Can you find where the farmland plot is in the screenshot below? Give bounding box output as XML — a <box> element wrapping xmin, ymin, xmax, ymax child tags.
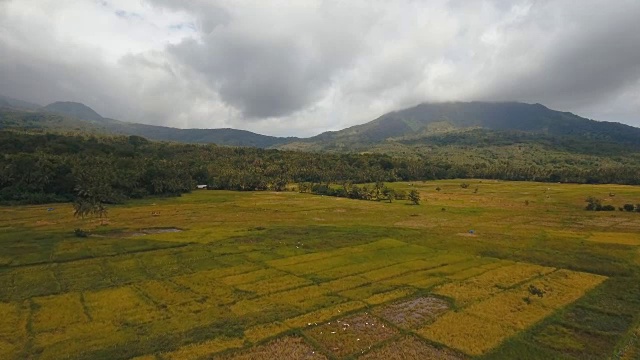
<box><xmin>1</xmin><ymin>181</ymin><xmax>638</xmax><ymax>359</ymax></box>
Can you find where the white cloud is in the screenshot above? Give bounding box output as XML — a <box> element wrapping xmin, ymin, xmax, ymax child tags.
<box><xmin>0</xmin><ymin>0</ymin><xmax>639</xmax><ymax>137</ymax></box>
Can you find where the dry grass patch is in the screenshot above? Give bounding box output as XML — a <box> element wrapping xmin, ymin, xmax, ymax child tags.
<box><xmin>162</xmin><ymin>337</ymin><xmax>244</xmax><ymax>360</ymax></box>
<box><xmin>215</xmin><ymin>336</ymin><xmax>325</xmax><ymax>360</ymax></box>
<box><xmin>284</xmin><ymin>301</ymin><xmax>366</xmax><ymax>329</ymax></box>
<box><xmin>422</xmin><ymin>258</ymin><xmax>492</xmax><ymax>277</ymax></box>
<box><xmin>361</xmin><ymin>260</ymin><xmax>435</xmax><ymax>282</ymax></box>
<box><xmin>317</xmin><ymin>259</ymin><xmax>397</xmax><ymax>279</ymax></box>
<box><xmin>318</xmin><ymin>275</ymin><xmax>370</xmax><ymax>293</ymax></box>
<box><xmin>56</xmin><ymin>259</ymin><xmax>111</xmax><ymax>291</ymax></box>
<box><xmin>34</xmin><ymin>320</ymin><xmax>126</xmax><ymax>360</ymax></box>
<box><xmin>104</xmin><ymin>257</ymin><xmax>149</xmax><ymax>284</ymax></box>
<box><xmin>235</xmin><ymin>274</ymin><xmax>312</xmax><ymax>295</ymax></box>
<box><xmin>32</xmin><ymin>292</ymin><xmax>88</xmax><ymax>333</ymax></box>
<box><xmin>446</xmin><ymin>261</ymin><xmax>511</xmax><ymax>280</ymax></box>
<box><xmin>418</xmin><ymin>312</ymin><xmax>517</xmax><ymax>356</ymax></box>
<box><xmin>587</xmin><ymin>232</ymin><xmax>640</xmax><ymax>246</ymax></box>
<box><xmin>244</xmin><ymin>322</ymin><xmax>291</xmax><ymax>343</ymax></box>
<box><xmin>374</xmin><ymin>296</ymin><xmax>450</xmax><ymax>329</ymax></box>
<box><xmin>221</xmin><ymin>268</ymin><xmax>286</xmax><ymax>286</ymax></box>
<box><xmin>338</xmin><ymin>283</ymin><xmax>395</xmax><ymax>301</ymax></box>
<box><xmin>364</xmin><ymin>288</ymin><xmax>415</xmax><ymax>305</ymax></box>
<box><xmin>128</xmin><ymin>355</ymin><xmax>158</xmax><ymax>360</ymax></box>
<box><xmin>171</xmin><ymin>273</ymin><xmax>238</xmax><ymax>305</ymax></box>
<box><xmin>526</xmin><ymin>269</ymin><xmax>607</xmax><ymax>309</ymax></box>
<box><xmin>0</xmin><ymin>301</ymin><xmax>27</xmax><ymax>359</ymax></box>
<box><xmin>11</xmin><ymin>265</ymin><xmax>60</xmax><ymax>299</ymax></box>
<box><xmin>464</xmin><ymin>290</ymin><xmax>550</xmax><ymax>330</ymax></box>
<box><xmin>84</xmin><ymin>286</ymin><xmax>162</xmax><ymax>325</ymax></box>
<box><xmin>358</xmin><ymin>335</ymin><xmax>466</xmax><ymax>360</ymax></box>
<box><xmin>304</xmin><ymin>313</ymin><xmax>398</xmax><ymax>358</ymax></box>
<box><xmin>283</xmin><ymin>255</ymin><xmax>363</xmax><ymax>276</ymax></box>
<box><xmin>135</xmin><ymin>280</ymin><xmax>208</xmax><ymax>315</ymax></box>
<box><xmin>434</xmin><ymin>262</ymin><xmax>555</xmax><ymax>307</ymax></box>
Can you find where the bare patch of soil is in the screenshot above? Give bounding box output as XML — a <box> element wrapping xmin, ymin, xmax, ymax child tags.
<box><xmin>457</xmin><ymin>233</ymin><xmax>477</xmax><ymax>237</ymax></box>
<box><xmin>374</xmin><ymin>296</ymin><xmax>450</xmax><ymax>329</ymax></box>
<box><xmin>98</xmin><ymin>227</ymin><xmax>183</xmax><ymax>238</ymax></box>
<box><xmin>358</xmin><ymin>336</ymin><xmax>466</xmax><ymax>360</ymax></box>
<box><xmin>304</xmin><ymin>313</ymin><xmax>398</xmax><ymax>358</ymax></box>
<box><xmin>215</xmin><ymin>336</ymin><xmax>325</xmax><ymax>360</ymax></box>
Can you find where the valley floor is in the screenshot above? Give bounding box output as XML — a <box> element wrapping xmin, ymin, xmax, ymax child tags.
<box><xmin>0</xmin><ymin>180</ymin><xmax>639</xmax><ymax>359</ymax></box>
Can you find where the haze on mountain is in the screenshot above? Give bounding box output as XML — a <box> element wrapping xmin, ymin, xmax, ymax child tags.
<box><xmin>0</xmin><ymin>1</ymin><xmax>639</xmax><ymax>137</ymax></box>
<box><xmin>2</xmin><ymin>98</ymin><xmax>640</xmax><ymax>154</ymax></box>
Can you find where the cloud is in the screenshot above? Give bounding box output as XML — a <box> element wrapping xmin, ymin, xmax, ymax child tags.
<box><xmin>0</xmin><ymin>0</ymin><xmax>639</xmax><ymax>137</ymax></box>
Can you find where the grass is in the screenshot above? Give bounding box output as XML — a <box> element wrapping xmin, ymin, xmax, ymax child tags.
<box><xmin>0</xmin><ymin>180</ymin><xmax>639</xmax><ymax>359</ymax></box>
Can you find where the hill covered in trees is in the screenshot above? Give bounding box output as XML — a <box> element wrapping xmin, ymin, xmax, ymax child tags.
<box><xmin>3</xmin><ymin>98</ymin><xmax>640</xmax><ymax>205</ymax></box>
<box><xmin>2</xmin><ymin>129</ymin><xmax>640</xmax><ymax>205</ymax></box>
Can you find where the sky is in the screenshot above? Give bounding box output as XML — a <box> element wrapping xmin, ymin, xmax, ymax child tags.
<box><xmin>0</xmin><ymin>0</ymin><xmax>639</xmax><ymax>137</ymax></box>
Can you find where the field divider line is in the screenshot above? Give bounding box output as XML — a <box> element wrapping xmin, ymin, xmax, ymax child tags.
<box><xmin>49</xmin><ymin>263</ymin><xmax>64</xmax><ymax>294</ymax></box>
<box><xmin>267</xmin><ymin>239</ymin><xmax>409</xmax><ymax>268</ymax></box>
<box><xmin>313</xmin><ymin>249</ymin><xmax>446</xmax><ymax>281</ymax></box>
<box><xmin>79</xmin><ymin>292</ymin><xmax>94</xmax><ymax>322</ymax></box>
<box><xmin>457</xmin><ymin>267</ymin><xmax>561</xmax><ymax>310</ymax></box>
<box><xmin>163</xmin><ymin>277</ymin><xmax>203</xmax><ymax>299</ymax></box>
<box><xmin>174</xmin><ymin>252</ymin><xmax>196</xmax><ymax>274</ymax></box>
<box><xmin>97</xmin><ymin>259</ymin><xmax>116</xmax><ymax>288</ymax></box>
<box><xmin>363</xmin><ymin>256</ymin><xmax>470</xmax><ymax>283</ymax></box>
<box><xmin>131</xmin><ymin>284</ymin><xmax>170</xmax><ymax>316</ymax></box>
<box><xmin>20</xmin><ymin>299</ymin><xmax>36</xmax><ymax>360</ymax></box>
<box><xmin>1</xmin><ymin>242</ymin><xmax>190</xmax><ymax>271</ymax></box>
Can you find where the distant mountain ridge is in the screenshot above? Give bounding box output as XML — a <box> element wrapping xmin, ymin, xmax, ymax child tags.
<box><xmin>1</xmin><ymin>96</ymin><xmax>639</xmax><ymax>150</ymax></box>
<box><xmin>41</xmin><ymin>101</ymin><xmax>106</xmax><ymax>122</ymax></box>
<box><xmin>0</xmin><ymin>95</ymin><xmax>41</xmax><ymax>110</ymax></box>
<box><xmin>279</xmin><ymin>102</ymin><xmax>640</xmax><ymax>150</ymax></box>
<box><xmin>0</xmin><ymin>99</ymin><xmax>296</xmax><ymax>147</ymax></box>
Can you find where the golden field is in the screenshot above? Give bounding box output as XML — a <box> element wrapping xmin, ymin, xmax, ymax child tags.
<box><xmin>0</xmin><ymin>180</ymin><xmax>639</xmax><ymax>359</ymax></box>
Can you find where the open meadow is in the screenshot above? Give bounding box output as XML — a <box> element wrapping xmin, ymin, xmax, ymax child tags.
<box><xmin>0</xmin><ymin>180</ymin><xmax>639</xmax><ymax>359</ymax></box>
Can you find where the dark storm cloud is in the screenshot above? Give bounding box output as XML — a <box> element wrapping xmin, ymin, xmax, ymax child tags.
<box><xmin>161</xmin><ymin>1</ymin><xmax>369</xmax><ymax>119</ymax></box>
<box><xmin>477</xmin><ymin>1</ymin><xmax>640</xmax><ymax>112</ymax></box>
<box><xmin>167</xmin><ymin>28</ymin><xmax>360</xmax><ymax>118</ymax></box>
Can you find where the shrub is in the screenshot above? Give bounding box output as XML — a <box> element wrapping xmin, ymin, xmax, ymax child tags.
<box><xmin>408</xmin><ymin>190</ymin><xmax>421</xmax><ymax>205</ymax></box>
<box><xmin>394</xmin><ymin>189</ymin><xmax>407</xmax><ymax>200</ymax></box>
<box><xmin>601</xmin><ymin>205</ymin><xmax>616</xmax><ymax>211</ymax></box>
<box><xmin>623</xmin><ymin>204</ymin><xmax>635</xmax><ymax>212</ymax></box>
<box><xmin>585</xmin><ymin>196</ymin><xmax>602</xmax><ymax>211</ymax></box>
<box><xmin>74</xmin><ymin>228</ymin><xmax>88</xmax><ymax>238</ymax></box>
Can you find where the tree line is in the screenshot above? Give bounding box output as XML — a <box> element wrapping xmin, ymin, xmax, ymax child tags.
<box><xmin>2</xmin><ymin>130</ymin><xmax>640</xmax><ymax>205</ymax></box>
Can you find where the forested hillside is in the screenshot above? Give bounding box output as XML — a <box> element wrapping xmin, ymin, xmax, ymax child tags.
<box><xmin>2</xmin><ymin>130</ymin><xmax>640</xmax><ymax>205</ymax></box>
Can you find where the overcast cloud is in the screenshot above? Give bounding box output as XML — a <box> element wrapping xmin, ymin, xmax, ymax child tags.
<box><xmin>0</xmin><ymin>0</ymin><xmax>639</xmax><ymax>136</ymax></box>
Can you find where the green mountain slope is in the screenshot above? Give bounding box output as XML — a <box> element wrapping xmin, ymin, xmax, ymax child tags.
<box><xmin>2</xmin><ymin>99</ymin><xmax>639</xmax><ymax>152</ymax></box>
<box><xmin>0</xmin><ymin>105</ymin><xmax>295</xmax><ymax>148</ymax></box>
<box><xmin>279</xmin><ymin>102</ymin><xmax>640</xmax><ymax>151</ymax></box>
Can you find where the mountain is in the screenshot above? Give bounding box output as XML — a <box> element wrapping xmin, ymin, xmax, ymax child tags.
<box><xmin>279</xmin><ymin>102</ymin><xmax>640</xmax><ymax>151</ymax></box>
<box><xmin>41</xmin><ymin>101</ymin><xmax>105</xmax><ymax>122</ymax></box>
<box><xmin>100</xmin><ymin>120</ymin><xmax>296</xmax><ymax>148</ymax></box>
<box><xmin>0</xmin><ymin>102</ymin><xmax>295</xmax><ymax>148</ymax></box>
<box><xmin>2</xmin><ymin>99</ymin><xmax>640</xmax><ymax>152</ymax></box>
<box><xmin>0</xmin><ymin>95</ymin><xmax>41</xmax><ymax>110</ymax></box>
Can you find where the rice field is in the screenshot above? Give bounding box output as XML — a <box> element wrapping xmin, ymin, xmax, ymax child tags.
<box><xmin>0</xmin><ymin>180</ymin><xmax>639</xmax><ymax>359</ymax></box>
